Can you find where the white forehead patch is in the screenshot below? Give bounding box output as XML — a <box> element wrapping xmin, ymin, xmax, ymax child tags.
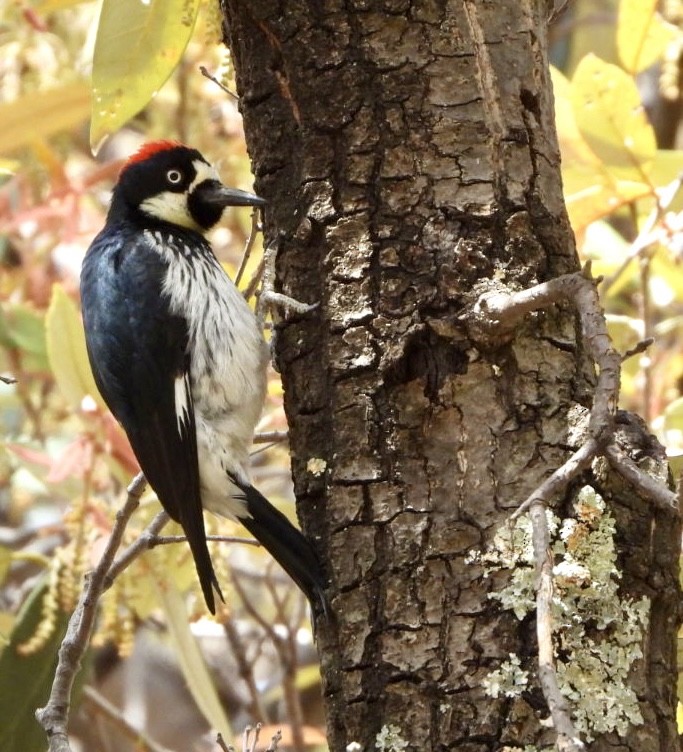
<box><xmin>190</xmin><ymin>159</ymin><xmax>220</xmax><ymax>191</ymax></box>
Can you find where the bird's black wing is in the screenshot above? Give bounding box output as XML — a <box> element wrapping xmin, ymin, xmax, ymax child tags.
<box><xmin>81</xmin><ymin>228</ymin><xmax>221</xmax><ymax>612</ymax></box>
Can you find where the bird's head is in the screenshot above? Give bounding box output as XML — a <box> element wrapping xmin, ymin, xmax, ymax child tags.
<box><xmin>110</xmin><ymin>141</ymin><xmax>265</xmax><ymax>232</ymax></box>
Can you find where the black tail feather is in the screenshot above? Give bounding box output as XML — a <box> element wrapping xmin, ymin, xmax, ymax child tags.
<box><xmin>185</xmin><ymin>526</ymin><xmax>224</xmax><ymax>615</ymax></box>
<box><xmin>232</xmin><ymin>480</ymin><xmax>328</xmax><ymax>615</ymax></box>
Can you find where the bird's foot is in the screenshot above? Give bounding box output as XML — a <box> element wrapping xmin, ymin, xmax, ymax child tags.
<box><xmin>259</xmin><ymin>290</ymin><xmax>319</xmax><ymax>317</ymax></box>
<box><xmin>256</xmin><ymin>242</ymin><xmax>319</xmax><ymax>321</ymax></box>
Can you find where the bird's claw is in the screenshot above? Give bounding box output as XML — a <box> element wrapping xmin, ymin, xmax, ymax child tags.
<box><xmin>259</xmin><ymin>290</ymin><xmax>319</xmax><ymax>317</ymax></box>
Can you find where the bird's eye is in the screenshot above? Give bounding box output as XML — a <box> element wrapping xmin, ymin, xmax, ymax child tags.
<box><xmin>166</xmin><ymin>169</ymin><xmax>183</xmax><ymax>185</ymax></box>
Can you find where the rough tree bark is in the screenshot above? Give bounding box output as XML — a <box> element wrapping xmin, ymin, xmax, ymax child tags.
<box><xmin>221</xmin><ymin>2</ymin><xmax>680</xmax><ymax>751</ymax></box>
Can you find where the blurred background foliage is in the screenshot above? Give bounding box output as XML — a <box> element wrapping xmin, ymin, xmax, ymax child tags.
<box><xmin>0</xmin><ymin>0</ymin><xmax>682</xmax><ymax>750</ymax></box>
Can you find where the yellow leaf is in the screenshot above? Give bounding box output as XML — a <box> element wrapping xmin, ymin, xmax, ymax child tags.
<box><xmin>157</xmin><ymin>583</ymin><xmax>232</xmax><ymax>739</ymax></box>
<box><xmin>0</xmin><ymin>159</ymin><xmax>19</xmax><ymax>176</ymax></box>
<box><xmin>647</xmin><ymin>150</ymin><xmax>683</xmax><ymax>214</ymax></box>
<box><xmin>618</xmin><ymin>0</ymin><xmax>680</xmax><ymax>74</ymax></box>
<box><xmin>553</xmin><ymin>64</ymin><xmax>658</xmax><ymax>231</ymax></box>
<box><xmin>563</xmin><ymin>173</ymin><xmax>650</xmax><ymax>231</ymax></box>
<box><xmin>0</xmin><ymin>546</ymin><xmax>11</xmax><ymax>587</ymax></box>
<box><xmin>91</xmin><ymin>0</ymin><xmax>201</xmax><ymax>152</ymax></box>
<box><xmin>552</xmin><ymin>66</ymin><xmax>602</xmax><ymax>173</ymax></box>
<box><xmin>0</xmin><ymin>82</ymin><xmax>90</xmax><ymax>156</ymax></box>
<box><xmin>571</xmin><ymin>54</ymin><xmax>656</xmax><ymax>182</ymax></box>
<box><xmin>45</xmin><ymin>284</ymin><xmax>106</xmax><ymax>411</ymax></box>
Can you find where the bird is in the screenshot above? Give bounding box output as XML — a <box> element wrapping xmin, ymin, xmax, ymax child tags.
<box><xmin>80</xmin><ymin>140</ymin><xmax>326</xmax><ymax>615</ymax></box>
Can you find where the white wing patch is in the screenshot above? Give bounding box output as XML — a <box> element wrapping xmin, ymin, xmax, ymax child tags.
<box><xmin>174</xmin><ymin>371</ymin><xmax>192</xmax><ymax>436</ymax></box>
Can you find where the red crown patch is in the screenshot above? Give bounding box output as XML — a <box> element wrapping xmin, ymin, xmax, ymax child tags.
<box><xmin>124</xmin><ymin>140</ymin><xmax>183</xmax><ymax>169</ymax></box>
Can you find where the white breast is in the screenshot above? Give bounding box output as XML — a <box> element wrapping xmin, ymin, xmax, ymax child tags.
<box><xmin>150</xmin><ymin>230</ymin><xmax>268</xmax><ymax>499</ymax></box>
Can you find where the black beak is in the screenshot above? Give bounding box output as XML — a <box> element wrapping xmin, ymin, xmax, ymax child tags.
<box><xmin>194</xmin><ymin>180</ymin><xmax>266</xmax><ymax>208</ymax></box>
<box><xmin>189</xmin><ymin>179</ymin><xmax>266</xmax><ymax>230</ymax></box>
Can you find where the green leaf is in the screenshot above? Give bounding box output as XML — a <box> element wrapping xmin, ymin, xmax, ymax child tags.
<box><xmin>0</xmin><ymin>546</ymin><xmax>11</xmax><ymax>588</ymax></box>
<box><xmin>157</xmin><ymin>583</ymin><xmax>232</xmax><ymax>739</ymax></box>
<box><xmin>45</xmin><ymin>284</ymin><xmax>105</xmax><ymax>410</ymax></box>
<box><xmin>91</xmin><ymin>0</ymin><xmax>201</xmax><ymax>151</ymax></box>
<box><xmin>668</xmin><ymin>454</ymin><xmax>683</xmax><ymax>479</ymax></box>
<box><xmin>571</xmin><ymin>54</ymin><xmax>656</xmax><ymax>182</ymax></box>
<box><xmin>618</xmin><ymin>0</ymin><xmax>680</xmax><ymax>74</ymax></box>
<box><xmin>0</xmin><ymin>82</ymin><xmax>91</xmax><ymax>157</ymax></box>
<box><xmin>0</xmin><ymin>577</ymin><xmax>70</xmax><ymax>752</ymax></box>
<box><xmin>0</xmin><ymin>304</ymin><xmax>49</xmax><ymax>372</ymax></box>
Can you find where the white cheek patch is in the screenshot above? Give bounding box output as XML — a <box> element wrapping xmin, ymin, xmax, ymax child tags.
<box><xmin>174</xmin><ymin>371</ymin><xmax>192</xmax><ymax>436</ymax></box>
<box><xmin>140</xmin><ymin>191</ymin><xmax>198</xmax><ymax>230</ymax></box>
<box><xmin>139</xmin><ymin>159</ymin><xmax>221</xmax><ymax>230</ymax></box>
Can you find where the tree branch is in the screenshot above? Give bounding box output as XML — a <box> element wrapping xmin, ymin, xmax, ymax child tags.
<box><xmin>603</xmin><ymin>444</ymin><xmax>678</xmax><ymax>511</ymax></box>
<box><xmin>510</xmin><ymin>439</ymin><xmax>599</xmax><ymax>521</ymax></box>
<box><xmin>529</xmin><ymin>503</ymin><xmax>585</xmax><ymax>752</ymax></box>
<box><xmin>36</xmin><ymin>473</ymin><xmax>147</xmax><ymax>752</ymax></box>
<box><xmin>104</xmin><ymin>508</ymin><xmax>169</xmax><ymax>588</ymax></box>
<box><xmin>465</xmin><ymin>262</ymin><xmax>679</xmax><ymax>749</ymax></box>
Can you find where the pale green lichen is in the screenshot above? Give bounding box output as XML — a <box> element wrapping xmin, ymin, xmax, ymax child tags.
<box><xmin>479</xmin><ymin>486</ymin><xmax>649</xmax><ymax>741</ymax></box>
<box><xmin>481</xmin><ymin>653</ymin><xmax>529</xmax><ymax>698</ymax></box>
<box><xmin>375</xmin><ymin>724</ymin><xmax>409</xmax><ymax>752</ymax></box>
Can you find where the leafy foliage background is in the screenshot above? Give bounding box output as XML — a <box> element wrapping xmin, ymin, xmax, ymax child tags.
<box><xmin>0</xmin><ymin>0</ymin><xmax>682</xmax><ymax>749</ymax></box>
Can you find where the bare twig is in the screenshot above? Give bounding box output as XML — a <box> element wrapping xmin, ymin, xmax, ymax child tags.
<box><xmin>244</xmin><ymin>723</ymin><xmax>260</xmax><ymax>752</ymax></box>
<box><xmin>238</xmin><ymin>723</ymin><xmax>282</xmax><ymax>752</ymax></box>
<box><xmin>36</xmin><ymin>473</ymin><xmax>147</xmax><ymax>752</ymax></box>
<box><xmin>149</xmin><ymin>534</ymin><xmax>259</xmax><ymax>548</ymax></box>
<box><xmin>510</xmin><ymin>439</ymin><xmax>599</xmax><ymax>521</ymax></box>
<box><xmin>236</xmin><ymin>210</ymin><xmax>262</xmax><ymax>288</ymax></box>
<box><xmin>548</xmin><ymin>0</ymin><xmax>573</xmax><ymax>23</ymax></box>
<box><xmin>600</xmin><ymin>172</ymin><xmax>683</xmax><ymax>295</ymax></box>
<box><xmin>467</xmin><ymin>264</ymin><xmax>620</xmax><ymax>444</ymax></box>
<box><xmin>232</xmin><ymin>570</ymin><xmax>308</xmax><ymax>752</ymax></box>
<box><xmin>604</xmin><ymin>445</ymin><xmax>679</xmax><ymax>512</ymax></box>
<box><xmin>104</xmin><ymin>509</ymin><xmax>169</xmax><ymax>588</ymax></box>
<box><xmin>81</xmin><ymin>685</ymin><xmax>173</xmax><ymax>752</ymax></box>
<box><xmin>262</xmin><ymin>572</ymin><xmax>307</xmax><ymax>752</ymax></box>
<box><xmin>222</xmin><ymin>615</ymin><xmax>270</xmax><ymax>724</ymax></box>
<box><xmin>529</xmin><ymin>504</ymin><xmax>586</xmax><ymax>752</ymax></box>
<box><xmin>264</xmin><ymin>729</ymin><xmax>283</xmax><ymax>751</ymax></box>
<box><xmin>216</xmin><ymin>732</ymin><xmax>234</xmax><ymax>751</ymax></box>
<box><xmin>232</xmin><ymin>573</ymin><xmax>278</xmax><ymax>636</ymax></box>
<box><xmin>199</xmin><ymin>65</ymin><xmax>238</xmax><ymax>100</ymax></box>
<box><xmin>253</xmin><ymin>430</ymin><xmax>289</xmax><ymax>444</ymax></box>
<box><xmin>244</xmin><ymin>256</ymin><xmax>266</xmax><ymax>303</ymax></box>
<box><xmin>622</xmin><ymin>338</ymin><xmax>654</xmax><ymax>362</ymax></box>
<box><xmin>638</xmin><ymin>252</ymin><xmax>654</xmax><ymax>423</ymax></box>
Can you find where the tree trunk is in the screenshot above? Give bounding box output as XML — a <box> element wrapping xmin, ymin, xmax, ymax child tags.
<box><xmin>221</xmin><ymin>2</ymin><xmax>681</xmax><ymax>750</ymax></box>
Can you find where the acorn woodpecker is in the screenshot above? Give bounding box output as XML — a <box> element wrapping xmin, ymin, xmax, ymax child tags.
<box><xmin>80</xmin><ymin>141</ymin><xmax>326</xmax><ymax>614</ymax></box>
